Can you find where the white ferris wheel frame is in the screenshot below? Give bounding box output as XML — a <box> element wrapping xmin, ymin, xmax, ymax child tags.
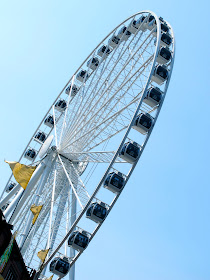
<box><xmin>0</xmin><ymin>10</ymin><xmax>175</xmax><ymax>280</ymax></box>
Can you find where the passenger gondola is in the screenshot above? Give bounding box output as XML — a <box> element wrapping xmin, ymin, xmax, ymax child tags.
<box><xmin>76</xmin><ymin>70</ymin><xmax>89</xmax><ymax>83</ymax></box>
<box><xmin>6</xmin><ymin>182</ymin><xmax>16</xmax><ymax>193</ymax></box>
<box><xmin>153</xmin><ymin>22</ymin><xmax>169</xmax><ymax>37</ymax></box>
<box><xmin>104</xmin><ymin>172</ymin><xmax>125</xmax><ymax>193</ymax></box>
<box><xmin>133</xmin><ymin>113</ymin><xmax>153</xmax><ymax>134</ymax></box>
<box><xmin>34</xmin><ymin>131</ymin><xmax>46</xmax><ymax>143</ymax></box>
<box><xmin>65</xmin><ymin>84</ymin><xmax>80</xmax><ymax>97</ymax></box>
<box><xmin>146</xmin><ymin>15</ymin><xmax>156</xmax><ymax>30</ymax></box>
<box><xmin>97</xmin><ymin>45</ymin><xmax>112</xmax><ymax>57</ymax></box>
<box><xmin>119</xmin><ymin>141</ymin><xmax>140</xmax><ymax>163</ymax></box>
<box><xmin>160</xmin><ymin>32</ymin><xmax>172</xmax><ymax>47</ymax></box>
<box><xmin>128</xmin><ymin>19</ymin><xmax>140</xmax><ymax>33</ymax></box>
<box><xmin>86</xmin><ymin>202</ymin><xmax>108</xmax><ymax>223</ymax></box>
<box><xmin>143</xmin><ymin>87</ymin><xmax>163</xmax><ymax>107</ymax></box>
<box><xmin>136</xmin><ymin>15</ymin><xmax>148</xmax><ymax>31</ymax></box>
<box><xmin>68</xmin><ymin>230</ymin><xmax>90</xmax><ymax>252</ymax></box>
<box><xmin>156</xmin><ymin>47</ymin><xmax>171</xmax><ymax>64</ymax></box>
<box><xmin>2</xmin><ymin>202</ymin><xmax>10</xmax><ymax>211</ymax></box>
<box><xmin>151</xmin><ymin>65</ymin><xmax>168</xmax><ymax>85</ymax></box>
<box><xmin>55</xmin><ymin>99</ymin><xmax>67</xmax><ymax>112</ymax></box>
<box><xmin>87</xmin><ymin>57</ymin><xmax>100</xmax><ymax>71</ymax></box>
<box><xmin>24</xmin><ymin>148</ymin><xmax>36</xmax><ymax>161</ymax></box>
<box><xmin>108</xmin><ymin>35</ymin><xmax>120</xmax><ymax>48</ymax></box>
<box><xmin>118</xmin><ymin>26</ymin><xmax>131</xmax><ymax>41</ymax></box>
<box><xmin>49</xmin><ymin>256</ymin><xmax>70</xmax><ymax>278</ymax></box>
<box><xmin>44</xmin><ymin>115</ymin><xmax>54</xmax><ymax>128</ymax></box>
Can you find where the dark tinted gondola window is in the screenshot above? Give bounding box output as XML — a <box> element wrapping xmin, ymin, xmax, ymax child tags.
<box><xmin>45</xmin><ymin>116</ymin><xmax>54</xmax><ymax>125</ymax></box>
<box><xmin>161</xmin><ymin>33</ymin><xmax>172</xmax><ymax>45</ymax></box>
<box><xmin>110</xmin><ymin>174</ymin><xmax>124</xmax><ymax>188</ymax></box>
<box><xmin>86</xmin><ymin>205</ymin><xmax>93</xmax><ymax>217</ymax></box>
<box><xmin>160</xmin><ymin>48</ymin><xmax>171</xmax><ymax>60</ymax></box>
<box><xmin>81</xmin><ymin>71</ymin><xmax>86</xmax><ymax>76</ymax></box>
<box><xmin>75</xmin><ymin>233</ymin><xmax>89</xmax><ymax>248</ymax></box>
<box><xmin>156</xmin><ymin>67</ymin><xmax>168</xmax><ymax>79</ymax></box>
<box><xmin>55</xmin><ymin>260</ymin><xmax>70</xmax><ymax>274</ymax></box>
<box><xmin>112</xmin><ymin>36</ymin><xmax>120</xmax><ymax>44</ymax></box>
<box><xmin>8</xmin><ymin>183</ymin><xmax>15</xmax><ymax>191</ymax></box>
<box><xmin>140</xmin><ymin>16</ymin><xmax>146</xmax><ymax>22</ymax></box>
<box><xmin>104</xmin><ymin>175</ymin><xmax>111</xmax><ymax>185</ymax></box>
<box><xmin>139</xmin><ymin>115</ymin><xmax>152</xmax><ymax>129</ymax></box>
<box><xmin>101</xmin><ymin>46</ymin><xmax>111</xmax><ymax>54</ymax></box>
<box><xmin>161</xmin><ymin>23</ymin><xmax>169</xmax><ymax>33</ymax></box>
<box><xmin>148</xmin><ymin>15</ymin><xmax>155</xmax><ymax>22</ymax></box>
<box><xmin>93</xmin><ymin>205</ymin><xmax>107</xmax><ymax>219</ymax></box>
<box><xmin>68</xmin><ymin>232</ymin><xmax>76</xmax><ymax>245</ymax></box>
<box><xmin>126</xmin><ymin>144</ymin><xmax>140</xmax><ymax>158</ymax></box>
<box><xmin>121</xmin><ymin>145</ymin><xmax>126</xmax><ymax>155</ymax></box>
<box><xmin>150</xmin><ymin>88</ymin><xmax>162</xmax><ymax>102</ymax></box>
<box><xmin>132</xmin><ymin>20</ymin><xmax>137</xmax><ymax>26</ymax></box>
<box><xmin>50</xmin><ymin>258</ymin><xmax>58</xmax><ymax>271</ymax></box>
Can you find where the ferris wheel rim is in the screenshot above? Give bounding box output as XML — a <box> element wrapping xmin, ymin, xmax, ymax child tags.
<box><xmin>1</xmin><ymin>10</ymin><xmax>175</xmax><ymax>280</ymax></box>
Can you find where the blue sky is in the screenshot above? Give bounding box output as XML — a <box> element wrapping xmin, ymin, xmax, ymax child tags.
<box><xmin>0</xmin><ymin>0</ymin><xmax>209</xmax><ymax>279</ymax></box>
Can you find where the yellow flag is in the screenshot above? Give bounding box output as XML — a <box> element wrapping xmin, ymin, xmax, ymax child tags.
<box><xmin>30</xmin><ymin>204</ymin><xmax>43</xmax><ymax>225</ymax></box>
<box><xmin>5</xmin><ymin>161</ymin><xmax>36</xmax><ymax>190</ymax></box>
<box><xmin>46</xmin><ymin>275</ymin><xmax>53</xmax><ymax>280</ymax></box>
<box><xmin>37</xmin><ymin>249</ymin><xmax>49</xmax><ymax>263</ymax></box>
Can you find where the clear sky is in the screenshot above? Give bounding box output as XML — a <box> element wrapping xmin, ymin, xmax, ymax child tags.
<box><xmin>0</xmin><ymin>0</ymin><xmax>209</xmax><ymax>280</ymax></box>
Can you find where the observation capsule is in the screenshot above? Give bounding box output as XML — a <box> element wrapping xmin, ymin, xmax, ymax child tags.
<box><xmin>6</xmin><ymin>182</ymin><xmax>16</xmax><ymax>193</ymax></box>
<box><xmin>151</xmin><ymin>65</ymin><xmax>168</xmax><ymax>85</ymax></box>
<box><xmin>68</xmin><ymin>230</ymin><xmax>89</xmax><ymax>252</ymax></box>
<box><xmin>156</xmin><ymin>47</ymin><xmax>171</xmax><ymax>64</ymax></box>
<box><xmin>65</xmin><ymin>84</ymin><xmax>80</xmax><ymax>97</ymax></box>
<box><xmin>44</xmin><ymin>115</ymin><xmax>54</xmax><ymax>128</ymax></box>
<box><xmin>133</xmin><ymin>113</ymin><xmax>153</xmax><ymax>134</ymax></box>
<box><xmin>104</xmin><ymin>172</ymin><xmax>125</xmax><ymax>193</ymax></box>
<box><xmin>87</xmin><ymin>57</ymin><xmax>100</xmax><ymax>71</ymax></box>
<box><xmin>143</xmin><ymin>87</ymin><xmax>163</xmax><ymax>107</ymax></box>
<box><xmin>49</xmin><ymin>257</ymin><xmax>70</xmax><ymax>278</ymax></box>
<box><xmin>24</xmin><ymin>148</ymin><xmax>36</xmax><ymax>161</ymax></box>
<box><xmin>160</xmin><ymin>32</ymin><xmax>172</xmax><ymax>47</ymax></box>
<box><xmin>55</xmin><ymin>99</ymin><xmax>67</xmax><ymax>112</ymax></box>
<box><xmin>119</xmin><ymin>141</ymin><xmax>140</xmax><ymax>163</ymax></box>
<box><xmin>97</xmin><ymin>45</ymin><xmax>112</xmax><ymax>57</ymax></box>
<box><xmin>108</xmin><ymin>35</ymin><xmax>120</xmax><ymax>48</ymax></box>
<box><xmin>34</xmin><ymin>131</ymin><xmax>47</xmax><ymax>143</ymax></box>
<box><xmin>76</xmin><ymin>70</ymin><xmax>89</xmax><ymax>83</ymax></box>
<box><xmin>118</xmin><ymin>26</ymin><xmax>131</xmax><ymax>41</ymax></box>
<box><xmin>86</xmin><ymin>202</ymin><xmax>108</xmax><ymax>223</ymax></box>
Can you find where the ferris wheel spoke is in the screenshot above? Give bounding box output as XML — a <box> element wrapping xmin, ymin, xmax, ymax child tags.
<box><xmin>63</xmin><ymin>33</ymin><xmax>127</xmax><ymax>136</ymax></box>
<box><xmin>61</xmin><ymin>56</ymin><xmax>153</xmax><ymax>152</ymax></box>
<box><xmin>58</xmin><ymin>75</ymin><xmax>76</xmax><ymax>149</ymax></box>
<box><xmin>47</xmin><ymin>185</ymin><xmax>69</xmax><ymax>257</ymax></box>
<box><xmin>61</xmin><ymin>28</ymin><xmax>154</xmax><ymax>147</ymax></box>
<box><xmin>52</xmin><ymin>106</ymin><xmax>58</xmax><ymax>147</ymax></box>
<box><xmin>64</xmin><ymin>151</ymin><xmax>126</xmax><ymax>163</ymax></box>
<box><xmin>62</xmin><ymin>57</ymin><xmax>153</xmax><ymax>152</ymax></box>
<box><xmin>70</xmin><ymin>163</ymin><xmax>90</xmax><ymax>199</ymax></box>
<box><xmin>24</xmin><ymin>212</ymin><xmax>50</xmax><ymax>267</ymax></box>
<box><xmin>58</xmin><ymin>155</ymin><xmax>86</xmax><ymax>209</ymax></box>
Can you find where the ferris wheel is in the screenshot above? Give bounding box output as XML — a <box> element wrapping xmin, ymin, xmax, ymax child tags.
<box><xmin>0</xmin><ymin>10</ymin><xmax>175</xmax><ymax>280</ymax></box>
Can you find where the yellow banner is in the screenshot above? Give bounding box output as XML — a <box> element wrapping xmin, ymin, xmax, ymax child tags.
<box><xmin>5</xmin><ymin>161</ymin><xmax>36</xmax><ymax>190</ymax></box>
<box><xmin>30</xmin><ymin>204</ymin><xmax>43</xmax><ymax>225</ymax></box>
<box><xmin>37</xmin><ymin>249</ymin><xmax>49</xmax><ymax>263</ymax></box>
